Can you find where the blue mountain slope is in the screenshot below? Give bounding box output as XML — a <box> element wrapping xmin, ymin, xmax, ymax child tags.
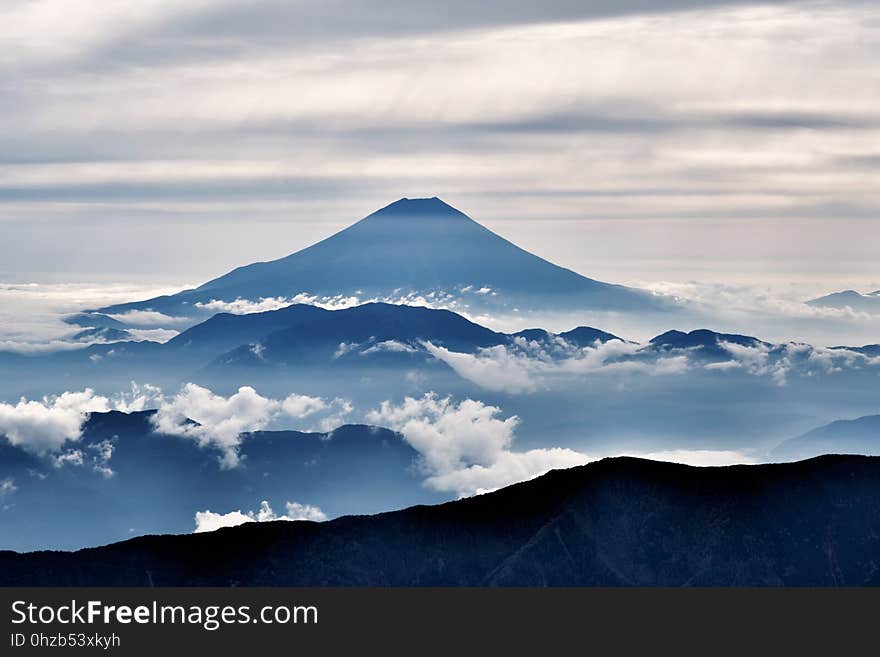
<box><xmin>64</xmin><ymin>313</ymin><xmax>128</xmax><ymax>329</ymax></box>
<box><xmin>97</xmin><ymin>197</ymin><xmax>669</xmax><ymax>318</ymax></box>
<box><xmin>772</xmin><ymin>414</ymin><xmax>880</xmax><ymax>461</ymax></box>
<box><xmin>806</xmin><ymin>289</ymin><xmax>880</xmax><ymax>313</ymax></box>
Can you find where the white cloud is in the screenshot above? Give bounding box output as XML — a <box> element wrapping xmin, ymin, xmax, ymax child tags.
<box><xmin>715</xmin><ymin>340</ymin><xmax>879</xmax><ymax>386</ymax></box>
<box><xmin>124</xmin><ymin>328</ymin><xmax>180</xmax><ymax>343</ymax></box>
<box><xmin>0</xmin><ymin>389</ymin><xmax>110</xmax><ymax>454</ymax></box>
<box><xmin>367</xmin><ymin>393</ymin><xmax>519</xmax><ymax>475</ymax></box>
<box><xmin>280</xmin><ymin>394</ymin><xmax>326</xmax><ymax>418</ymax></box>
<box><xmin>112</xmin><ymin>382</ymin><xmax>164</xmax><ymax>413</ymax></box>
<box><xmin>426</xmin><ymin>447</ymin><xmax>590</xmax><ymax>496</ymax></box>
<box><xmin>283</xmin><ymin>501</ymin><xmax>328</xmax><ymax>522</ymax></box>
<box><xmin>424</xmin><ymin>343</ymin><xmax>538</xmax><ymax>393</ymax></box>
<box><xmin>152</xmin><ymin>383</ymin><xmax>347</xmax><ymax>468</ymax></box>
<box><xmin>195</xmin><ymin>293</ymin><xmax>363</xmax><ymax>315</ymax></box>
<box><xmin>51</xmin><ymin>449</ymin><xmax>85</xmax><ymax>467</ymax></box>
<box><xmin>0</xmin><ymin>282</ymin><xmax>187</xmax><ymax>354</ymax></box>
<box><xmin>193</xmin><ymin>508</ymin><xmax>254</xmax><ymax>533</ymax></box>
<box><xmin>193</xmin><ymin>499</ymin><xmax>327</xmax><ymax>533</ymax></box>
<box><xmin>107</xmin><ymin>310</ymin><xmax>190</xmax><ymax>327</ymax></box>
<box><xmin>367</xmin><ymin>392</ymin><xmax>589</xmax><ymax>496</ymax></box>
<box><xmin>424</xmin><ymin>339</ymin><xmax>689</xmax><ymax>394</ymax></box>
<box><xmin>0</xmin><ymin>477</ymin><xmax>16</xmax><ymax>497</ymax></box>
<box><xmin>620</xmin><ymin>449</ymin><xmax>757</xmax><ymax>467</ymax></box>
<box><xmin>361</xmin><ymin>340</ymin><xmax>418</xmax><ymax>355</ymax></box>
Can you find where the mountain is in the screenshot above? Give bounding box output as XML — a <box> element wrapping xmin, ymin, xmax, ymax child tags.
<box><xmin>649</xmin><ymin>329</ymin><xmax>766</xmax><ymax>359</ymax></box>
<box><xmin>71</xmin><ymin>326</ymin><xmax>132</xmax><ymax>343</ymax></box>
<box><xmin>806</xmin><ymin>289</ymin><xmax>880</xmax><ymax>313</ymax></box>
<box><xmin>557</xmin><ymin>326</ymin><xmax>624</xmax><ymax>346</ymax></box>
<box><xmin>96</xmin><ymin>197</ymin><xmax>670</xmax><ymax>320</ymax></box>
<box><xmin>513</xmin><ymin>326</ymin><xmax>622</xmax><ymax>346</ymax></box>
<box><xmin>0</xmin><ymin>410</ymin><xmax>439</xmax><ymax>552</ymax></box>
<box><xmin>185</xmin><ymin>303</ymin><xmax>507</xmax><ymax>363</ymax></box>
<box><xmin>4</xmin><ymin>455</ymin><xmax>880</xmax><ymax>586</ymax></box>
<box><xmin>63</xmin><ymin>312</ymin><xmax>127</xmax><ymax>330</ymax></box>
<box><xmin>772</xmin><ymin>415</ymin><xmax>880</xmax><ymax>461</ymax></box>
<box><xmin>831</xmin><ymin>344</ymin><xmax>880</xmax><ymax>358</ymax></box>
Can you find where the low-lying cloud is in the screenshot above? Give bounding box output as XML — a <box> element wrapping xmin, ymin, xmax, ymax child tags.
<box><xmin>424</xmin><ymin>339</ymin><xmax>689</xmax><ymax>394</ymax></box>
<box><xmin>152</xmin><ymin>383</ymin><xmax>342</xmax><ymax>468</ymax></box>
<box><xmin>0</xmin><ymin>382</ymin><xmax>349</xmax><ymax>470</ymax></box>
<box><xmin>0</xmin><ymin>389</ymin><xmax>112</xmax><ymax>454</ymax></box>
<box><xmin>715</xmin><ymin>340</ymin><xmax>880</xmax><ymax>386</ymax></box>
<box><xmin>194</xmin><ymin>499</ymin><xmax>327</xmax><ymax>533</ymax></box>
<box><xmin>367</xmin><ymin>392</ymin><xmax>589</xmax><ymax>496</ymax></box>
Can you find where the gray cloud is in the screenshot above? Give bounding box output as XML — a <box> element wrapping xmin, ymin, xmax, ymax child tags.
<box><xmin>0</xmin><ymin>0</ymin><xmax>878</xmax><ymax>293</ymax></box>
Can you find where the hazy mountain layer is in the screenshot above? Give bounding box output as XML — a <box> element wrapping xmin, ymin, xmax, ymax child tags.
<box><xmin>772</xmin><ymin>415</ymin><xmax>880</xmax><ymax>461</ymax></box>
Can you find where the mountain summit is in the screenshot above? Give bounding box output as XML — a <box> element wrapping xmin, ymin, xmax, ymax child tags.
<box><xmin>99</xmin><ymin>197</ymin><xmax>668</xmax><ymax>318</ymax></box>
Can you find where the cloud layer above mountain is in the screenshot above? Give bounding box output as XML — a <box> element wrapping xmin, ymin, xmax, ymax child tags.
<box><xmin>1</xmin><ymin>1</ymin><xmax>878</xmax><ymax>289</ymax></box>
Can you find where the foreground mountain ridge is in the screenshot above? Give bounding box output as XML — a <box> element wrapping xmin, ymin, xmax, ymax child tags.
<box><xmin>4</xmin><ymin>454</ymin><xmax>880</xmax><ymax>586</ymax></box>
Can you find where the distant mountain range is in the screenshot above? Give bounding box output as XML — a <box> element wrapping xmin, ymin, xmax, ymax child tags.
<box><xmin>44</xmin><ymin>303</ymin><xmax>625</xmax><ymax>375</ymax></box>
<box><xmin>772</xmin><ymin>414</ymin><xmax>880</xmax><ymax>461</ymax></box>
<box><xmin>94</xmin><ymin>197</ymin><xmax>671</xmax><ymax>320</ymax></box>
<box><xmin>5</xmin><ymin>454</ymin><xmax>880</xmax><ymax>586</ymax></box>
<box><xmin>648</xmin><ymin>328</ymin><xmax>767</xmax><ymax>359</ymax></box>
<box><xmin>807</xmin><ymin>289</ymin><xmax>880</xmax><ymax>313</ymax></box>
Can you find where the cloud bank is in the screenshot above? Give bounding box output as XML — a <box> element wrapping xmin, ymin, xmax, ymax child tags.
<box><xmin>194</xmin><ymin>499</ymin><xmax>327</xmax><ymax>533</ymax></box>
<box><xmin>152</xmin><ymin>383</ymin><xmax>341</xmax><ymax>468</ymax></box>
<box><xmin>367</xmin><ymin>393</ymin><xmax>589</xmax><ymax>496</ymax></box>
<box><xmin>0</xmin><ymin>389</ymin><xmax>111</xmax><ymax>454</ymax></box>
<box><xmin>424</xmin><ymin>339</ymin><xmax>689</xmax><ymax>393</ymax></box>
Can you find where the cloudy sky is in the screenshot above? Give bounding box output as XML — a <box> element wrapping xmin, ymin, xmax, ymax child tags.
<box><xmin>1</xmin><ymin>0</ymin><xmax>878</xmax><ymax>292</ymax></box>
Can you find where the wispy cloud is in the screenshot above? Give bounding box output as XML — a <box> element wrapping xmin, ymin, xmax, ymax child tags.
<box><xmin>424</xmin><ymin>339</ymin><xmax>689</xmax><ymax>393</ymax></box>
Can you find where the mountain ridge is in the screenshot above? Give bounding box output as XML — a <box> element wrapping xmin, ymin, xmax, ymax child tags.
<box><xmin>4</xmin><ymin>454</ymin><xmax>880</xmax><ymax>586</ymax></box>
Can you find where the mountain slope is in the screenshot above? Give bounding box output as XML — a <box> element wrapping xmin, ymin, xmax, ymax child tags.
<box><xmin>807</xmin><ymin>290</ymin><xmax>880</xmax><ymax>313</ymax></box>
<box><xmin>97</xmin><ymin>197</ymin><xmax>668</xmax><ymax>318</ymax></box>
<box><xmin>4</xmin><ymin>455</ymin><xmax>880</xmax><ymax>586</ymax></box>
<box><xmin>772</xmin><ymin>415</ymin><xmax>880</xmax><ymax>461</ymax></box>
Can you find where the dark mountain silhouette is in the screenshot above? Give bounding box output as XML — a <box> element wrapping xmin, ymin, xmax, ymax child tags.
<box><xmin>96</xmin><ymin>197</ymin><xmax>669</xmax><ymax>319</ymax></box>
<box><xmin>772</xmin><ymin>415</ymin><xmax>880</xmax><ymax>461</ymax></box>
<box><xmin>4</xmin><ymin>455</ymin><xmax>880</xmax><ymax>586</ymax></box>
<box><xmin>649</xmin><ymin>329</ymin><xmax>766</xmax><ymax>359</ymax></box>
<box><xmin>558</xmin><ymin>326</ymin><xmax>624</xmax><ymax>346</ymax></box>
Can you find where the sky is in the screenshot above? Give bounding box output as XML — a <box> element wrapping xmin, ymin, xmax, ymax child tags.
<box><xmin>1</xmin><ymin>0</ymin><xmax>878</xmax><ymax>294</ymax></box>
